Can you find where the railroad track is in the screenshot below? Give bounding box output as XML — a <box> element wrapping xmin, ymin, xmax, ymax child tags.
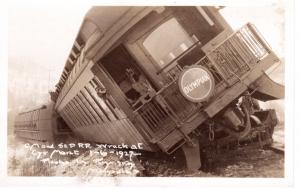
<box><xmin>268</xmin><ymin>145</ymin><xmax>284</xmax><ymax>154</ymax></box>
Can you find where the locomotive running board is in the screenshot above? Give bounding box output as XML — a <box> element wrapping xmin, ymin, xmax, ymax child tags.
<box><xmin>250</xmin><ymin>72</ymin><xmax>285</xmax><ymax>101</ymax></box>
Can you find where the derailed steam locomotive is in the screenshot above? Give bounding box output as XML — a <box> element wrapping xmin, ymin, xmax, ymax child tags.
<box><xmin>15</xmin><ymin>6</ymin><xmax>284</xmax><ymax>170</ymax></box>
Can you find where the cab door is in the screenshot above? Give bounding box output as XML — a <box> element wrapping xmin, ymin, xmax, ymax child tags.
<box><xmin>125</xmin><ymin>9</ymin><xmax>173</xmax><ymax>89</ymax></box>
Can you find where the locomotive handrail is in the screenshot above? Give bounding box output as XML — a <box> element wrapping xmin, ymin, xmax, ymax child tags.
<box><xmin>156</xmin><ymin>40</ymin><xmax>201</xmax><ymax>75</ymax></box>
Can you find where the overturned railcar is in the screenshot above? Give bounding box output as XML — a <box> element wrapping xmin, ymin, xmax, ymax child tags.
<box><xmin>50</xmin><ymin>6</ymin><xmax>284</xmax><ymax>170</ymax></box>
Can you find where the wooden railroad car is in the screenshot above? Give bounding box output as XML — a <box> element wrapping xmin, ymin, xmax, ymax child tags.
<box><xmin>48</xmin><ymin>6</ymin><xmax>284</xmax><ymax>170</ymax></box>
<box><xmin>14</xmin><ymin>103</ymin><xmax>71</xmax><ymax>143</ymax></box>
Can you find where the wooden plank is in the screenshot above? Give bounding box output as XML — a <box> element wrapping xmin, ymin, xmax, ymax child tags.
<box><xmin>93</xmin><ymin>122</ymin><xmax>113</xmax><ymax>144</ymax></box>
<box><xmin>65</xmin><ymin>104</ymin><xmax>81</xmax><ymax>128</ymax></box>
<box><xmin>82</xmin><ymin>86</ymin><xmax>108</xmax><ymax>122</ymax></box>
<box><xmin>106</xmin><ymin>120</ymin><xmax>123</xmax><ymax>144</ymax></box>
<box><xmin>74</xmin><ymin>96</ymin><xmax>94</xmax><ymax>125</ymax></box>
<box><xmin>70</xmin><ymin>99</ymin><xmax>90</xmax><ymax>126</ymax></box>
<box><xmin>78</xmin><ymin>92</ymin><xmax>101</xmax><ymax>124</ymax></box>
<box><xmin>123</xmin><ymin>119</ymin><xmax>147</xmax><ymax>146</ymax></box>
<box><xmin>85</xmin><ymin>83</ymin><xmax>116</xmax><ymax>121</ymax></box>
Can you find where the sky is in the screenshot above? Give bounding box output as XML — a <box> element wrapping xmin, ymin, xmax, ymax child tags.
<box><xmin>7</xmin><ymin>3</ymin><xmax>285</xmax><ymax>111</ymax></box>
<box><xmin>220</xmin><ymin>3</ymin><xmax>285</xmax><ymax>85</ymax></box>
<box><xmin>8</xmin><ymin>5</ymin><xmax>91</xmax><ymax>111</ymax></box>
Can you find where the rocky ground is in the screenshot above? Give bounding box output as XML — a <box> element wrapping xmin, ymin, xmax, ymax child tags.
<box><xmin>139</xmin><ymin>147</ymin><xmax>283</xmax><ymax>177</ymax></box>
<box><xmin>7</xmin><ymin>124</ymin><xmax>284</xmax><ymax>178</ymax></box>
<box><xmin>140</xmin><ymin>124</ymin><xmax>284</xmax><ymax>177</ymax></box>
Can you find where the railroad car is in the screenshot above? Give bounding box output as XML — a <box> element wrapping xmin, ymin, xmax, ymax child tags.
<box><xmin>14</xmin><ymin>103</ymin><xmax>71</xmax><ymax>143</ymax></box>
<box><xmin>21</xmin><ymin>6</ymin><xmax>283</xmax><ymax>170</ymax></box>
